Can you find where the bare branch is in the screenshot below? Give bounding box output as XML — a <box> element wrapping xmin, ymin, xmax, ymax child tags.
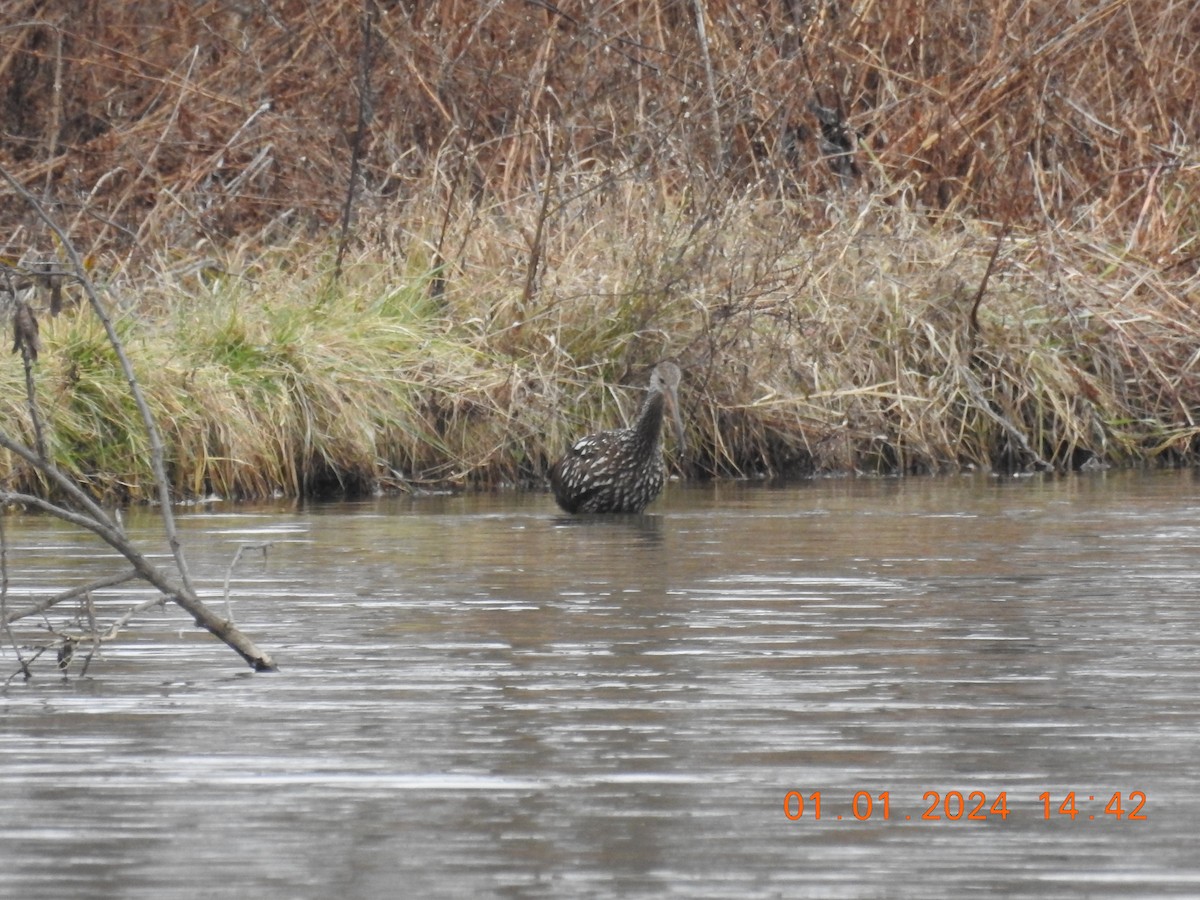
<box><xmin>222</xmin><ymin>542</ymin><xmax>272</xmax><ymax>622</ymax></box>
<box><xmin>79</xmin><ymin>595</ymin><xmax>168</xmax><ymax>677</ymax></box>
<box><xmin>334</xmin><ymin>0</ymin><xmax>378</xmax><ymax>281</ymax></box>
<box><xmin>0</xmin><ymin>431</ymin><xmax>121</xmax><ymax>530</ymax></box>
<box><xmin>1</xmin><ymin>490</ymin><xmax>277</xmax><ymax>671</ymax></box>
<box><xmin>0</xmin><ymin>165</ymin><xmax>277</xmax><ymax>672</ymax></box>
<box><xmin>2</xmin><ymin>569</ymin><xmax>140</xmax><ymax>626</ymax></box>
<box><xmin>0</xmin><ymin>165</ymin><xmax>196</xmax><ymax>593</ymax></box>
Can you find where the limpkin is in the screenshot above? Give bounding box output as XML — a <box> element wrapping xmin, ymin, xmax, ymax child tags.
<box><xmin>549</xmin><ymin>362</ymin><xmax>685</xmax><ymax>514</ymax></box>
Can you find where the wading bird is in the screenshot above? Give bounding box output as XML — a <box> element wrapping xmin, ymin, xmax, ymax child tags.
<box><xmin>549</xmin><ymin>362</ymin><xmax>685</xmax><ymax>514</ymax></box>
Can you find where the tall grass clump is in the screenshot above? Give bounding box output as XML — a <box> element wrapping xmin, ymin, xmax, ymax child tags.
<box><xmin>141</xmin><ymin>256</ymin><xmax>561</xmax><ymax>499</ymax></box>
<box><xmin>3</xmin><ymin>253</ymin><xmax>528</xmax><ymax>500</ymax></box>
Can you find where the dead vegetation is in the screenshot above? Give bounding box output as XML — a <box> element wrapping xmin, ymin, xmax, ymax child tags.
<box><xmin>1</xmin><ymin>0</ymin><xmax>1199</xmax><ymax>499</ymax></box>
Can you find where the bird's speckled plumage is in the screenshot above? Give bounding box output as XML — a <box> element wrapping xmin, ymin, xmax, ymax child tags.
<box><xmin>549</xmin><ymin>362</ymin><xmax>684</xmax><ymax>514</ymax></box>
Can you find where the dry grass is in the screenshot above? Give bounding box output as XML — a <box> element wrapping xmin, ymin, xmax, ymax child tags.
<box><xmin>2</xmin><ymin>0</ymin><xmax>1199</xmax><ymax>499</ymax></box>
<box><xmin>4</xmin><ymin>0</ymin><xmax>1195</xmax><ymax>251</ymax></box>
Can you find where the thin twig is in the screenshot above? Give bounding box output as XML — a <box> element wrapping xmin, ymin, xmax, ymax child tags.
<box><xmin>79</xmin><ymin>595</ymin><xmax>166</xmax><ymax>677</ymax></box>
<box><xmin>105</xmin><ymin>47</ymin><xmax>199</xmax><ymax>254</ymax></box>
<box><xmin>2</xmin><ymin>569</ymin><xmax>140</xmax><ymax>626</ymax></box>
<box><xmin>334</xmin><ymin>0</ymin><xmax>378</xmax><ymax>281</ymax></box>
<box><xmin>966</xmin><ymin>222</ymin><xmax>1012</xmax><ymax>362</ymax></box>
<box><xmin>0</xmin><ymin>514</ymin><xmax>32</xmax><ymax>678</ymax></box>
<box><xmin>521</xmin><ymin>125</ymin><xmax>556</xmax><ymax>309</ymax></box>
<box><xmin>0</xmin><ymin>431</ymin><xmax>122</xmax><ymax>534</ymax></box>
<box><xmin>42</xmin><ymin>20</ymin><xmax>64</xmax><ymax>196</ymax></box>
<box><xmin>691</xmin><ymin>0</ymin><xmax>724</xmax><ymax>172</ymax></box>
<box><xmin>222</xmin><ymin>542</ymin><xmax>272</xmax><ymax>622</ymax></box>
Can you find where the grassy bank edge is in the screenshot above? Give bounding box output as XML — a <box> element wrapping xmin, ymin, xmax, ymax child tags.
<box><xmin>3</xmin><ymin>194</ymin><xmax>1198</xmax><ymax>504</ymax></box>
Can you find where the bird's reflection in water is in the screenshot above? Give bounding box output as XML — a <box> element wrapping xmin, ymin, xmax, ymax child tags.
<box><xmin>551</xmin><ymin>511</ymin><xmax>665</xmax><ymax>548</ymax></box>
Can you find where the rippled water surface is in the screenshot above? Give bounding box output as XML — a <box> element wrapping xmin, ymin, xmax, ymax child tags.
<box><xmin>3</xmin><ymin>471</ymin><xmax>1199</xmax><ymax>898</ymax></box>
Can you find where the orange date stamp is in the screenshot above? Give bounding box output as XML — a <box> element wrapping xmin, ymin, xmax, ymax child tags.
<box><xmin>783</xmin><ymin>790</ymin><xmax>1148</xmax><ymax>822</ymax></box>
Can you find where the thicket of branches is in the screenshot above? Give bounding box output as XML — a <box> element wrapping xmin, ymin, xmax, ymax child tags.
<box><xmin>3</xmin><ymin>0</ymin><xmax>1194</xmax><ymax>257</ymax></box>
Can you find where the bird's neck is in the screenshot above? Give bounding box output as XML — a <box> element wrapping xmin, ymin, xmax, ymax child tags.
<box><xmin>633</xmin><ymin>392</ymin><xmax>664</xmax><ymax>451</ymax></box>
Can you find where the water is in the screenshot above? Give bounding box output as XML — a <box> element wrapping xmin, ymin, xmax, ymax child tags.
<box><xmin>2</xmin><ymin>470</ymin><xmax>1199</xmax><ymax>898</ymax></box>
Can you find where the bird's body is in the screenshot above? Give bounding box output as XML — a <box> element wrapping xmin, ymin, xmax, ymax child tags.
<box><xmin>549</xmin><ymin>362</ymin><xmax>684</xmax><ymax>514</ymax></box>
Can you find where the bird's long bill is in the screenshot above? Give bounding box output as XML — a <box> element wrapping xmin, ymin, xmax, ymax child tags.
<box><xmin>665</xmin><ymin>383</ymin><xmax>685</xmax><ymax>448</ymax></box>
